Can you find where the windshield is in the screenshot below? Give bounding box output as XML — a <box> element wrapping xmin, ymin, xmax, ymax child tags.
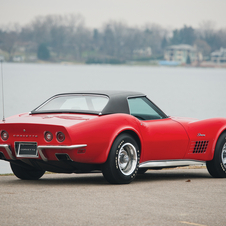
<box><xmin>33</xmin><ymin>94</ymin><xmax>109</xmax><ymax>114</ymax></box>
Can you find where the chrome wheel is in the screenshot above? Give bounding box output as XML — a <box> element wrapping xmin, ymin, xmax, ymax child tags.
<box><xmin>221</xmin><ymin>142</ymin><xmax>226</xmax><ymax>167</ymax></box>
<box><xmin>118</xmin><ymin>143</ymin><xmax>137</xmax><ymax>176</ymax></box>
<box><xmin>102</xmin><ymin>133</ymin><xmax>140</xmax><ymax>184</ymax></box>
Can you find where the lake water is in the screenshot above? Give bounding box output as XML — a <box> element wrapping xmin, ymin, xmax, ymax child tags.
<box><xmin>0</xmin><ymin>63</ymin><xmax>226</xmax><ymax>174</ymax></box>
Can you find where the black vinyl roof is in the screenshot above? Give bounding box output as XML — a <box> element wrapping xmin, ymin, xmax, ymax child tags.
<box><xmin>70</xmin><ymin>90</ymin><xmax>144</xmax><ymax>97</ymax></box>
<box><xmin>86</xmin><ymin>91</ymin><xmax>145</xmax><ymax>115</ymax></box>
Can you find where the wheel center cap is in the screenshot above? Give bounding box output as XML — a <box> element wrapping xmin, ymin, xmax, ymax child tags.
<box><xmin>123</xmin><ymin>155</ymin><xmax>129</xmax><ymax>163</ymax></box>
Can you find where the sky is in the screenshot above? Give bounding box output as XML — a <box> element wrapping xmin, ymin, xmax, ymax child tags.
<box><xmin>0</xmin><ymin>0</ymin><xmax>226</xmax><ymax>29</ymax></box>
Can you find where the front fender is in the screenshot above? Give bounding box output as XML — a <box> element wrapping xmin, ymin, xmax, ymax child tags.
<box><xmin>185</xmin><ymin>118</ymin><xmax>226</xmax><ymax>160</ymax></box>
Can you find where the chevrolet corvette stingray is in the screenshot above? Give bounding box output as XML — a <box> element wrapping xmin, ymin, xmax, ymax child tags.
<box><xmin>0</xmin><ymin>91</ymin><xmax>226</xmax><ymax>184</ymax></box>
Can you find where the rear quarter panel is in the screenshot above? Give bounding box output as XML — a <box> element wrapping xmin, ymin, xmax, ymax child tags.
<box><xmin>66</xmin><ymin>113</ymin><xmax>142</xmax><ymax>163</ymax></box>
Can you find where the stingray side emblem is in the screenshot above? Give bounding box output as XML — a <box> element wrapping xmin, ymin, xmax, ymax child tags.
<box><xmin>197</xmin><ymin>133</ymin><xmax>206</xmax><ymax>137</ymax></box>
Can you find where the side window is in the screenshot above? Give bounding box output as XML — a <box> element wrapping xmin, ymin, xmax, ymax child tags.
<box><xmin>128</xmin><ymin>97</ymin><xmax>165</xmax><ymax>120</ymax></box>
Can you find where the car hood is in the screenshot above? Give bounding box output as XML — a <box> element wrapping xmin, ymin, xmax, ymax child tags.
<box><xmin>2</xmin><ymin>113</ymin><xmax>99</xmax><ymax>127</ymax></box>
<box><xmin>171</xmin><ymin>116</ymin><xmax>198</xmax><ymax>124</ymax></box>
<box><xmin>170</xmin><ymin>116</ymin><xmax>198</xmax><ymax>130</ymax></box>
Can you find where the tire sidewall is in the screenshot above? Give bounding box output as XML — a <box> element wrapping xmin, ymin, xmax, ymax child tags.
<box><xmin>110</xmin><ymin>134</ymin><xmax>140</xmax><ymax>183</ymax></box>
<box><xmin>10</xmin><ymin>162</ymin><xmax>45</xmax><ymax>180</ymax></box>
<box><xmin>214</xmin><ymin>133</ymin><xmax>226</xmax><ymax>175</ymax></box>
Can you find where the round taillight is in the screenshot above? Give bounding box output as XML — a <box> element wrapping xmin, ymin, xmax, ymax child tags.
<box><xmin>44</xmin><ymin>131</ymin><xmax>53</xmax><ymax>142</ymax></box>
<box><xmin>56</xmin><ymin>132</ymin><xmax>65</xmax><ymax>142</ymax></box>
<box><xmin>1</xmin><ymin>130</ymin><xmax>9</xmax><ymax>141</ymax></box>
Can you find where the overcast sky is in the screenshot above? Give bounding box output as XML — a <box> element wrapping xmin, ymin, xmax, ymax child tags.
<box><xmin>0</xmin><ymin>0</ymin><xmax>226</xmax><ymax>29</ymax></box>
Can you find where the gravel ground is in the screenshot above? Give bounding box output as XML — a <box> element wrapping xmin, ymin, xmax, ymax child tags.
<box><xmin>0</xmin><ymin>168</ymin><xmax>225</xmax><ymax>226</ymax></box>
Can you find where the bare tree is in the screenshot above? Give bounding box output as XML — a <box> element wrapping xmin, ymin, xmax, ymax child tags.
<box><xmin>1</xmin><ymin>15</ymin><xmax>226</xmax><ymax>63</ymax></box>
<box><xmin>142</xmin><ymin>23</ymin><xmax>166</xmax><ymax>55</ymax></box>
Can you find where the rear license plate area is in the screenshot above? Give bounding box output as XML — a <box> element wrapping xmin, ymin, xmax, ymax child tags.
<box><xmin>15</xmin><ymin>142</ymin><xmax>38</xmax><ymax>157</ymax></box>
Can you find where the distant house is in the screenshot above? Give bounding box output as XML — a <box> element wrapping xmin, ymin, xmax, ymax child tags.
<box><xmin>211</xmin><ymin>48</ymin><xmax>226</xmax><ymax>63</ymax></box>
<box><xmin>13</xmin><ymin>55</ymin><xmax>24</xmax><ymax>62</ymax></box>
<box><xmin>164</xmin><ymin>44</ymin><xmax>201</xmax><ymax>64</ymax></box>
<box><xmin>133</xmin><ymin>47</ymin><xmax>152</xmax><ymax>58</ymax></box>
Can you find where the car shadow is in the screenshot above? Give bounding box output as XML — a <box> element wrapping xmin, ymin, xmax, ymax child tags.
<box><xmin>3</xmin><ymin>168</ymin><xmax>212</xmax><ymax>186</ymax></box>
<box><xmin>4</xmin><ymin>173</ymin><xmax>107</xmax><ymax>186</ymax></box>
<box><xmin>135</xmin><ymin>168</ymin><xmax>211</xmax><ymax>183</ymax></box>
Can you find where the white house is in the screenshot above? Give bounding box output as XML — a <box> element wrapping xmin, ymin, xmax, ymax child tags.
<box><xmin>211</xmin><ymin>48</ymin><xmax>226</xmax><ymax>63</ymax></box>
<box><xmin>164</xmin><ymin>44</ymin><xmax>202</xmax><ymax>64</ymax></box>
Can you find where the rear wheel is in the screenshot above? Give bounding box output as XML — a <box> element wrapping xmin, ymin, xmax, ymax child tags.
<box><xmin>10</xmin><ymin>162</ymin><xmax>45</xmax><ymax>180</ymax></box>
<box><xmin>206</xmin><ymin>132</ymin><xmax>226</xmax><ymax>178</ymax></box>
<box><xmin>102</xmin><ymin>133</ymin><xmax>140</xmax><ymax>184</ymax></box>
<box><xmin>137</xmin><ymin>168</ymin><xmax>148</xmax><ymax>174</ymax></box>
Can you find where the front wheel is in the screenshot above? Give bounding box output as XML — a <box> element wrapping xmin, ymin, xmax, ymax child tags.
<box><xmin>206</xmin><ymin>132</ymin><xmax>226</xmax><ymax>178</ymax></box>
<box><xmin>10</xmin><ymin>162</ymin><xmax>45</xmax><ymax>180</ymax></box>
<box><xmin>102</xmin><ymin>133</ymin><xmax>140</xmax><ymax>184</ymax></box>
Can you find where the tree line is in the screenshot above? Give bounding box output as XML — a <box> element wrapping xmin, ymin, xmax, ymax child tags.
<box><xmin>0</xmin><ymin>14</ymin><xmax>225</xmax><ymax>63</ymax></box>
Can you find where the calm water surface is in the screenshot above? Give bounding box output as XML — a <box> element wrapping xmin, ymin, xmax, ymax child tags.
<box><xmin>0</xmin><ymin>63</ymin><xmax>226</xmax><ymax>174</ymax></box>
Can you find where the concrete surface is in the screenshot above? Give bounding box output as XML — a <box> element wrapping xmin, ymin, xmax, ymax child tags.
<box><xmin>0</xmin><ymin>168</ymin><xmax>225</xmax><ymax>226</ymax></box>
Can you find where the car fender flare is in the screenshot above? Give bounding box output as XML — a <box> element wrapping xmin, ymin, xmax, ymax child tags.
<box><xmin>211</xmin><ymin>126</ymin><xmax>226</xmax><ymax>159</ymax></box>
<box><xmin>105</xmin><ymin>127</ymin><xmax>143</xmax><ymax>163</ymax></box>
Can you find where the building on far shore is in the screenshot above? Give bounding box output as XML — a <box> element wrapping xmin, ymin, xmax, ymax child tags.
<box><xmin>133</xmin><ymin>47</ymin><xmax>152</xmax><ymax>58</ymax></box>
<box><xmin>12</xmin><ymin>55</ymin><xmax>24</xmax><ymax>62</ymax></box>
<box><xmin>164</xmin><ymin>44</ymin><xmax>202</xmax><ymax>64</ymax></box>
<box><xmin>211</xmin><ymin>48</ymin><xmax>226</xmax><ymax>64</ymax></box>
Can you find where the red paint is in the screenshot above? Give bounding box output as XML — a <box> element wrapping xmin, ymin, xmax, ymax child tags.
<box><xmin>1</xmin><ymin>112</ymin><xmax>226</xmax><ymax>165</ymax></box>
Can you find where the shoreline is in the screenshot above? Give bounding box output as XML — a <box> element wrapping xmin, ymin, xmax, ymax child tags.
<box><xmin>2</xmin><ymin>61</ymin><xmax>226</xmax><ymax>68</ymax></box>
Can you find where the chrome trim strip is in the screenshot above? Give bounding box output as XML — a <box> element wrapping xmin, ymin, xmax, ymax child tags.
<box><xmin>37</xmin><ymin>144</ymin><xmax>87</xmax><ymax>149</ymax></box>
<box><xmin>17</xmin><ymin>154</ymin><xmax>39</xmax><ymax>158</ymax></box>
<box><xmin>139</xmin><ymin>160</ymin><xmax>205</xmax><ymax>168</ymax></box>
<box><xmin>37</xmin><ymin>144</ymin><xmax>87</xmax><ymax>162</ymax></box>
<box><xmin>0</xmin><ymin>144</ymin><xmax>16</xmax><ymax>160</ymax></box>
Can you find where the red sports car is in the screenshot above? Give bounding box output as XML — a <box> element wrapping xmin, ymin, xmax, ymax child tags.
<box><xmin>0</xmin><ymin>91</ymin><xmax>226</xmax><ymax>184</ymax></box>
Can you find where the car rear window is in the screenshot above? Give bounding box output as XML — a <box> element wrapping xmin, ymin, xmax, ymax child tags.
<box><xmin>35</xmin><ymin>94</ymin><xmax>109</xmax><ymax>113</ymax></box>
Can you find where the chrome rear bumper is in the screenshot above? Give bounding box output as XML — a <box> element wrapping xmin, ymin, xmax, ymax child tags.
<box><xmin>0</xmin><ymin>144</ymin><xmax>87</xmax><ymax>162</ymax></box>
<box><xmin>0</xmin><ymin>144</ymin><xmax>16</xmax><ymax>160</ymax></box>
<box><xmin>37</xmin><ymin>144</ymin><xmax>87</xmax><ymax>161</ymax></box>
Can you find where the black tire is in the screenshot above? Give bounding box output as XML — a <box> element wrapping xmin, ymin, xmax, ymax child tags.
<box><xmin>10</xmin><ymin>162</ymin><xmax>45</xmax><ymax>180</ymax></box>
<box><xmin>137</xmin><ymin>168</ymin><xmax>148</xmax><ymax>174</ymax></box>
<box><xmin>102</xmin><ymin>133</ymin><xmax>140</xmax><ymax>184</ymax></box>
<box><xmin>206</xmin><ymin>132</ymin><xmax>226</xmax><ymax>178</ymax></box>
